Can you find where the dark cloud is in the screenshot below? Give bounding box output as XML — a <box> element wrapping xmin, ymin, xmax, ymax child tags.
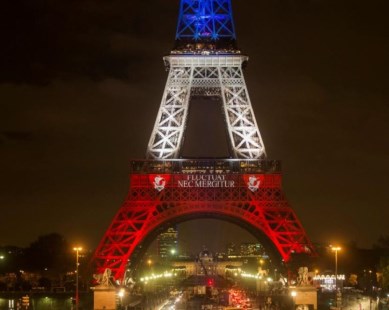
<box><xmin>1</xmin><ymin>0</ymin><xmax>176</xmax><ymax>83</ymax></box>
<box><xmin>0</xmin><ymin>131</ymin><xmax>33</xmax><ymax>143</ymax></box>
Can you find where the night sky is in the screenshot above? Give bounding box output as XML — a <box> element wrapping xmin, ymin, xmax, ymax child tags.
<box><xmin>1</xmin><ymin>0</ymin><xmax>388</xmax><ymax>254</ymax></box>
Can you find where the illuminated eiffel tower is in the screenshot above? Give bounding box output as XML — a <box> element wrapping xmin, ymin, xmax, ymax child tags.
<box><xmin>93</xmin><ymin>0</ymin><xmax>315</xmax><ymax>282</ymax></box>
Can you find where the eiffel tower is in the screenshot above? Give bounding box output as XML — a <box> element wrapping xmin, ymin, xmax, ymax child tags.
<box><xmin>93</xmin><ymin>0</ymin><xmax>315</xmax><ymax>281</ymax></box>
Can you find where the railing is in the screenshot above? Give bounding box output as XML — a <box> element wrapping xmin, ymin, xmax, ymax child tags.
<box><xmin>129</xmin><ymin>159</ymin><xmax>281</xmax><ymax>174</ymax></box>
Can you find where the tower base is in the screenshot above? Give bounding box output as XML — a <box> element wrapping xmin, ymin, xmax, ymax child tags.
<box><xmin>289</xmin><ymin>286</ymin><xmax>318</xmax><ymax>310</ymax></box>
<box><xmin>93</xmin><ymin>287</ymin><xmax>116</xmax><ymax>310</ymax></box>
<box><xmin>93</xmin><ymin>159</ymin><xmax>315</xmax><ymax>281</ymax></box>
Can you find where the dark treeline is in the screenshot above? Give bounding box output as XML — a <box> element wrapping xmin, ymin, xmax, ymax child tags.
<box><xmin>2</xmin><ymin>233</ymin><xmax>389</xmax><ymax>292</ymax></box>
<box><xmin>0</xmin><ymin>233</ymin><xmax>90</xmax><ymax>292</ymax></box>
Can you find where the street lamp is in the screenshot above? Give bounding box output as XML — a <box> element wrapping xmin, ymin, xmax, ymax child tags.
<box><xmin>331</xmin><ymin>246</ymin><xmax>341</xmax><ymax>308</ymax></box>
<box><xmin>0</xmin><ymin>255</ymin><xmax>4</xmax><ymax>272</ymax></box>
<box><xmin>118</xmin><ymin>288</ymin><xmax>125</xmax><ymax>309</ymax></box>
<box><xmin>291</xmin><ymin>290</ymin><xmax>297</xmax><ymax>308</ymax></box>
<box><xmin>73</xmin><ymin>247</ymin><xmax>82</xmax><ymax>310</ymax></box>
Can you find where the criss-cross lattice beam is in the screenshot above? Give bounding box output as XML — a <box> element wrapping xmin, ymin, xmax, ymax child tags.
<box><xmin>93</xmin><ymin>171</ymin><xmax>315</xmax><ymax>281</ymax></box>
<box><xmin>176</xmin><ymin>0</ymin><xmax>236</xmax><ymax>41</ymax></box>
<box><xmin>147</xmin><ymin>67</ymin><xmax>193</xmax><ymax>159</ymax></box>
<box><xmin>146</xmin><ymin>56</ymin><xmax>266</xmax><ymax>159</ymax></box>
<box><xmin>219</xmin><ymin>66</ymin><xmax>265</xmax><ymax>158</ymax></box>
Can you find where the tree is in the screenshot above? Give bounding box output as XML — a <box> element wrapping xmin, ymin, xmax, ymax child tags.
<box><xmin>347</xmin><ymin>274</ymin><xmax>358</xmax><ymax>287</ymax></box>
<box><xmin>24</xmin><ymin>233</ymin><xmax>73</xmax><ymax>274</ymax></box>
<box><xmin>379</xmin><ymin>257</ymin><xmax>389</xmax><ymax>291</ymax></box>
<box><xmin>373</xmin><ymin>235</ymin><xmax>389</xmax><ymax>292</ymax></box>
<box><xmin>374</xmin><ymin>235</ymin><xmax>389</xmax><ymax>249</ymax></box>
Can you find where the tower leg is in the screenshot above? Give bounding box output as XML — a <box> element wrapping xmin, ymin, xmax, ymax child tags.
<box><xmin>219</xmin><ymin>66</ymin><xmax>266</xmax><ymax>159</ymax></box>
<box><xmin>147</xmin><ymin>66</ymin><xmax>193</xmax><ymax>159</ymax></box>
<box><xmin>147</xmin><ymin>56</ymin><xmax>267</xmax><ymax>160</ymax></box>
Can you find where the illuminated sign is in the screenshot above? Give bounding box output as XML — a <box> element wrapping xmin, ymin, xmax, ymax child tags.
<box><xmin>313</xmin><ymin>275</ymin><xmax>345</xmax><ymax>281</ymax></box>
<box><xmin>177</xmin><ymin>175</ymin><xmax>235</xmax><ymax>188</ymax></box>
<box><xmin>146</xmin><ymin>174</ymin><xmax>269</xmax><ymax>191</ymax></box>
<box><xmin>313</xmin><ymin>274</ymin><xmax>345</xmax><ymax>291</ymax></box>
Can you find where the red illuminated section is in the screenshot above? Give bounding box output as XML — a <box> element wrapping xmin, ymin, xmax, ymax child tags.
<box><xmin>92</xmin><ymin>160</ymin><xmax>315</xmax><ymax>281</ymax></box>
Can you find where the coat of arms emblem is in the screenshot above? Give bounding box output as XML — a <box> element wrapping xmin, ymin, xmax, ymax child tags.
<box><xmin>153</xmin><ymin>175</ymin><xmax>166</xmax><ymax>192</ymax></box>
<box><xmin>247</xmin><ymin>175</ymin><xmax>260</xmax><ymax>192</ymax></box>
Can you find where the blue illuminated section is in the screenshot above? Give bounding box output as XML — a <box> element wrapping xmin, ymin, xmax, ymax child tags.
<box><xmin>176</xmin><ymin>0</ymin><xmax>236</xmax><ymax>42</ymax></box>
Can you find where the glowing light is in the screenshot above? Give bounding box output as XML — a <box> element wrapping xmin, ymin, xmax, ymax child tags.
<box><xmin>330</xmin><ymin>246</ymin><xmax>341</xmax><ymax>252</ymax></box>
<box><xmin>140</xmin><ymin>271</ymin><xmax>173</xmax><ymax>282</ymax></box>
<box><xmin>313</xmin><ymin>274</ymin><xmax>345</xmax><ymax>281</ymax></box>
<box><xmin>241</xmin><ymin>272</ymin><xmax>261</xmax><ymax>279</ymax></box>
<box><xmin>73</xmin><ymin>246</ymin><xmax>82</xmax><ymax>310</ymax></box>
<box><xmin>176</xmin><ymin>0</ymin><xmax>236</xmax><ymax>41</ymax></box>
<box><xmin>118</xmin><ymin>289</ymin><xmax>125</xmax><ymax>298</ymax></box>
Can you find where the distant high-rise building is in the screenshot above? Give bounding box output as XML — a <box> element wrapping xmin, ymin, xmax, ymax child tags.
<box><xmin>240</xmin><ymin>242</ymin><xmax>264</xmax><ymax>257</ymax></box>
<box><xmin>158</xmin><ymin>226</ymin><xmax>178</xmax><ymax>259</ymax></box>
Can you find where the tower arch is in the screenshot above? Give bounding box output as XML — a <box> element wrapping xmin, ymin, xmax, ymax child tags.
<box><xmin>115</xmin><ymin>213</ymin><xmax>285</xmax><ymax>274</ymax></box>
<box><xmin>93</xmin><ymin>159</ymin><xmax>314</xmax><ymax>281</ymax></box>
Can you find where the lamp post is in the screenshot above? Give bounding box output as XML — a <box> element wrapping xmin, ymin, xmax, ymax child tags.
<box><xmin>118</xmin><ymin>288</ymin><xmax>125</xmax><ymax>310</ymax></box>
<box><xmin>73</xmin><ymin>247</ymin><xmax>82</xmax><ymax>310</ymax></box>
<box><xmin>291</xmin><ymin>290</ymin><xmax>297</xmax><ymax>308</ymax></box>
<box><xmin>331</xmin><ymin>246</ymin><xmax>341</xmax><ymax>308</ymax></box>
<box><xmin>147</xmin><ymin>259</ymin><xmax>152</xmax><ymax>270</ymax></box>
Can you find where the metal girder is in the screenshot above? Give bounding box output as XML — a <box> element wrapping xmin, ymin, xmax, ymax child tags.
<box><xmin>93</xmin><ymin>170</ymin><xmax>315</xmax><ymax>281</ymax></box>
<box><xmin>146</xmin><ymin>55</ymin><xmax>266</xmax><ymax>159</ymax></box>
<box><xmin>176</xmin><ymin>0</ymin><xmax>236</xmax><ymax>41</ymax></box>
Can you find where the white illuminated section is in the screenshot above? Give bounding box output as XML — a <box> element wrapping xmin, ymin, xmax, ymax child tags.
<box><xmin>140</xmin><ymin>271</ymin><xmax>174</xmax><ymax>283</ymax></box>
<box><xmin>313</xmin><ymin>274</ymin><xmax>345</xmax><ymax>281</ymax></box>
<box><xmin>313</xmin><ymin>274</ymin><xmax>346</xmax><ymax>291</ymax></box>
<box><xmin>147</xmin><ymin>55</ymin><xmax>266</xmax><ymax>159</ymax></box>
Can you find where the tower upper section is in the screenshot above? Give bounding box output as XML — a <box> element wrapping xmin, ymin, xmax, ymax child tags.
<box><xmin>174</xmin><ymin>0</ymin><xmax>238</xmax><ymax>52</ymax></box>
<box><xmin>146</xmin><ymin>0</ymin><xmax>266</xmax><ymax>159</ymax></box>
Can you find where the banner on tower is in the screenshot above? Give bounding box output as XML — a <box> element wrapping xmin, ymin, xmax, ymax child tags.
<box><xmin>177</xmin><ymin>174</ymin><xmax>235</xmax><ymax>188</ymax></box>
<box><xmin>144</xmin><ymin>174</ymin><xmax>277</xmax><ymax>191</ymax></box>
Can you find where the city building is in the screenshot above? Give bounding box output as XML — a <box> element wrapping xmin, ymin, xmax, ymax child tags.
<box><xmin>227</xmin><ymin>243</ymin><xmax>238</xmax><ymax>257</ymax></box>
<box><xmin>240</xmin><ymin>242</ymin><xmax>264</xmax><ymax>257</ymax></box>
<box><xmin>172</xmin><ymin>249</ymin><xmax>242</xmax><ymax>278</ymax></box>
<box><xmin>157</xmin><ymin>226</ymin><xmax>178</xmax><ymax>259</ymax></box>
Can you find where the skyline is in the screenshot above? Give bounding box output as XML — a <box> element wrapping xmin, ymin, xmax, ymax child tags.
<box><xmin>0</xmin><ymin>0</ymin><xmax>388</xmax><ymax>252</ymax></box>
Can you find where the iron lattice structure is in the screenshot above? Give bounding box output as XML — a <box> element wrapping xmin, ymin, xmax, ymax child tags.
<box><xmin>176</xmin><ymin>0</ymin><xmax>236</xmax><ymax>41</ymax></box>
<box><xmin>92</xmin><ymin>0</ymin><xmax>315</xmax><ymax>282</ymax></box>
<box><xmin>146</xmin><ymin>56</ymin><xmax>266</xmax><ymax>159</ymax></box>
<box><xmin>94</xmin><ymin>160</ymin><xmax>314</xmax><ymax>280</ymax></box>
